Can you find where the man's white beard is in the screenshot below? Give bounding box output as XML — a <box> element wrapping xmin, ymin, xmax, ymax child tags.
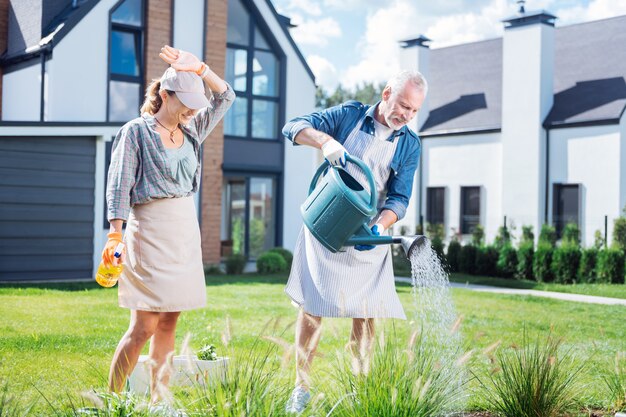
<box><xmin>384</xmin><ymin>113</ymin><xmax>405</xmax><ymax>130</ymax></box>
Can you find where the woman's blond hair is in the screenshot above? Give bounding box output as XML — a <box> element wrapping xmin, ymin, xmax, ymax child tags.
<box><xmin>139</xmin><ymin>78</ymin><xmax>174</xmax><ymax>115</ymax></box>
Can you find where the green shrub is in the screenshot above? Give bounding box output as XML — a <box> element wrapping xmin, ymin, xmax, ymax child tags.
<box><xmin>597</xmin><ymin>248</ymin><xmax>626</xmax><ymax>284</ymax></box>
<box><xmin>225</xmin><ymin>253</ymin><xmax>247</xmax><ymax>275</ymax></box>
<box><xmin>497</xmin><ymin>244</ymin><xmax>518</xmax><ymax>278</ymax></box>
<box><xmin>472</xmin><ymin>224</ymin><xmax>485</xmax><ymax>246</ymax></box>
<box><xmin>494</xmin><ymin>225</ymin><xmax>512</xmax><ymax>249</ymax></box>
<box><xmin>551</xmin><ymin>244</ymin><xmax>581</xmax><ymax>284</ymax></box>
<box><xmin>533</xmin><ymin>242</ymin><xmax>554</xmax><ymax>282</ymax></box>
<box><xmin>476</xmin><ymin>245</ymin><xmax>499</xmax><ymax>276</ymax></box>
<box><xmin>516</xmin><ymin>241</ymin><xmax>534</xmax><ymax>280</ymax></box>
<box><xmin>477</xmin><ymin>333</ymin><xmax>584</xmax><ymax>417</ymax></box>
<box><xmin>446</xmin><ymin>240</ymin><xmax>462</xmax><ymax>272</ymax></box>
<box><xmin>267</xmin><ymin>247</ymin><xmax>293</xmax><ymax>269</ymax></box>
<box><xmin>392</xmin><ymin>245</ymin><xmax>411</xmax><ymax>275</ymax></box>
<box><xmin>577</xmin><ymin>248</ymin><xmax>598</xmax><ymax>283</ymax></box>
<box><xmin>539</xmin><ymin>224</ymin><xmax>557</xmax><ymax>247</ymax></box>
<box><xmin>520</xmin><ymin>225</ymin><xmax>534</xmax><ymax>244</ymax></box>
<box><xmin>561</xmin><ymin>223</ymin><xmax>581</xmax><ymax>246</ymax></box>
<box><xmin>614</xmin><ymin>216</ymin><xmax>626</xmax><ymax>252</ymax></box>
<box><xmin>204</xmin><ymin>264</ymin><xmax>223</xmax><ymax>275</ymax></box>
<box><xmin>430</xmin><ymin>237</ymin><xmax>445</xmax><ymax>260</ymax></box>
<box><xmin>426</xmin><ymin>223</ymin><xmax>446</xmax><ymax>260</ymax></box>
<box><xmin>256</xmin><ymin>252</ymin><xmax>287</xmax><ymax>274</ymax></box>
<box><xmin>594</xmin><ymin>230</ymin><xmax>605</xmax><ymax>249</ymax></box>
<box><xmin>459</xmin><ymin>244</ymin><xmax>478</xmax><ymax>274</ymax></box>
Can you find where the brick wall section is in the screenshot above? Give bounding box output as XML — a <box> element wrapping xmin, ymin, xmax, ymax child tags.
<box><xmin>201</xmin><ymin>0</ymin><xmax>228</xmax><ymax>264</ymax></box>
<box><xmin>0</xmin><ymin>0</ymin><xmax>10</xmax><ymax>118</ymax></box>
<box><xmin>144</xmin><ymin>0</ymin><xmax>171</xmax><ymax>84</ymax></box>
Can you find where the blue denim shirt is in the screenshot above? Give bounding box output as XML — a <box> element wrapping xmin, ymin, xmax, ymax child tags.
<box><xmin>282</xmin><ymin>100</ymin><xmax>421</xmax><ymax>220</ymax></box>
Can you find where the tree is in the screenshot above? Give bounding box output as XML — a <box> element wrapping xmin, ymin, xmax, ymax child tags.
<box><xmin>315</xmin><ymin>82</ymin><xmax>385</xmax><ymax>109</ymax></box>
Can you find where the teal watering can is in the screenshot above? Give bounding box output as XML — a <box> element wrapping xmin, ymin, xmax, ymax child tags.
<box><xmin>301</xmin><ymin>154</ymin><xmax>427</xmax><ymax>259</ymax></box>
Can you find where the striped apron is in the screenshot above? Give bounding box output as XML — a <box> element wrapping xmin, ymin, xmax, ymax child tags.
<box><xmin>285</xmin><ymin>118</ymin><xmax>406</xmax><ymax>319</ymax></box>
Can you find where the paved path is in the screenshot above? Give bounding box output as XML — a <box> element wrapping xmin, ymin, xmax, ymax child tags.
<box><xmin>395</xmin><ymin>276</ymin><xmax>626</xmax><ymax>306</ymax></box>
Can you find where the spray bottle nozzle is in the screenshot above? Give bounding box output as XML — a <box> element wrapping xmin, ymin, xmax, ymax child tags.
<box><xmin>113</xmin><ymin>242</ymin><xmax>125</xmax><ymax>259</ymax></box>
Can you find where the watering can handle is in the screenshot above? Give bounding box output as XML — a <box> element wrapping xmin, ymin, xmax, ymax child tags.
<box><xmin>307</xmin><ymin>154</ymin><xmax>377</xmax><ymax>213</ymax></box>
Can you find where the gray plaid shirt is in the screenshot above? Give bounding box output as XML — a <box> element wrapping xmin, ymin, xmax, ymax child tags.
<box><xmin>106</xmin><ymin>84</ymin><xmax>235</xmax><ymax>222</ymax></box>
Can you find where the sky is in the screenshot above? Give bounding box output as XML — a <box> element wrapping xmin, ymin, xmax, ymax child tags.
<box><xmin>271</xmin><ymin>0</ymin><xmax>626</xmax><ymax>91</ymax></box>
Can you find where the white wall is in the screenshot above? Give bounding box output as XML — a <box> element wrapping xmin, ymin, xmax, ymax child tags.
<box><xmin>173</xmin><ymin>0</ymin><xmax>204</xmax><ymax>60</ymax></box>
<box><xmin>251</xmin><ymin>0</ymin><xmax>317</xmax><ymax>251</ymax></box>
<box><xmin>550</xmin><ymin>124</ymin><xmax>623</xmax><ymax>247</ymax></box>
<box><xmin>46</xmin><ymin>0</ymin><xmax>118</xmax><ymax>121</ymax></box>
<box><xmin>421</xmin><ymin>132</ymin><xmax>503</xmax><ymax>243</ymax></box>
<box><xmin>501</xmin><ymin>23</ymin><xmax>554</xmax><ymax>238</ymax></box>
<box><xmin>2</xmin><ymin>63</ymin><xmax>41</xmax><ymax>121</ymax></box>
<box><xmin>621</xmin><ymin>112</ymin><xmax>626</xmax><ymax>214</ymax></box>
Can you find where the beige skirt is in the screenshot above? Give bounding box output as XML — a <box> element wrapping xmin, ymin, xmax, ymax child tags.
<box><xmin>119</xmin><ymin>196</ymin><xmax>206</xmax><ymax>312</ymax></box>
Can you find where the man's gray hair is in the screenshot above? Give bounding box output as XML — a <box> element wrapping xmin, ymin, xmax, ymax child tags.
<box><xmin>387</xmin><ymin>70</ymin><xmax>428</xmax><ymax>97</ymax></box>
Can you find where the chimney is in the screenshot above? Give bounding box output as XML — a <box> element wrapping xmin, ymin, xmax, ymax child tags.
<box><xmin>398</xmin><ymin>35</ymin><xmax>430</xmax><ymax>131</ymax></box>
<box><xmin>500</xmin><ymin>4</ymin><xmax>556</xmax><ymax>238</ymax></box>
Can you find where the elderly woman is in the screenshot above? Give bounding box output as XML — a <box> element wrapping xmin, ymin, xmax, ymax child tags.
<box><xmin>102</xmin><ymin>45</ymin><xmax>234</xmax><ymax>403</ymax></box>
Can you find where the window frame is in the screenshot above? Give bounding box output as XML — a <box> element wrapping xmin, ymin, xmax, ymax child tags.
<box><xmin>224</xmin><ymin>0</ymin><xmax>285</xmax><ymax>142</ymax></box>
<box><xmin>460</xmin><ymin>186</ymin><xmax>481</xmax><ymax>235</ymax></box>
<box><xmin>426</xmin><ymin>186</ymin><xmax>446</xmax><ymax>227</ymax></box>
<box><xmin>223</xmin><ymin>172</ymin><xmax>279</xmax><ymax>260</ymax></box>
<box><xmin>552</xmin><ymin>183</ymin><xmax>581</xmax><ymax>238</ymax></box>
<box><xmin>106</xmin><ymin>0</ymin><xmax>146</xmax><ymax>122</ymax></box>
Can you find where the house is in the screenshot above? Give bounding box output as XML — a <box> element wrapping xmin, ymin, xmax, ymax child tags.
<box><xmin>0</xmin><ymin>0</ymin><xmax>317</xmax><ymax>281</ymax></box>
<box><xmin>397</xmin><ymin>9</ymin><xmax>626</xmax><ymax>247</ymax></box>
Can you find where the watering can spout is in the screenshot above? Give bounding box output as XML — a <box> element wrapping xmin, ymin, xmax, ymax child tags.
<box><xmin>398</xmin><ymin>235</ymin><xmax>428</xmax><ymax>259</ymax></box>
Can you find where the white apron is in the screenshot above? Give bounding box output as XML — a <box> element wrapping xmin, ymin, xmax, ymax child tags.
<box><xmin>285</xmin><ymin>118</ymin><xmax>405</xmax><ymax>319</ymax></box>
<box><xmin>119</xmin><ymin>196</ymin><xmax>206</xmax><ymax>312</ymax></box>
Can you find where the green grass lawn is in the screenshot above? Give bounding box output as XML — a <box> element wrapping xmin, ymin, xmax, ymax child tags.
<box><xmin>0</xmin><ymin>274</ymin><xmax>624</xmax><ymax>415</ymax></box>
<box><xmin>447</xmin><ymin>272</ymin><xmax>626</xmax><ymax>299</ymax></box>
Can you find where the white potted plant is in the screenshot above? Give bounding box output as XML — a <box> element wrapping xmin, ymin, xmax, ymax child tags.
<box><xmin>129</xmin><ymin>343</ymin><xmax>229</xmax><ymax>394</ymax></box>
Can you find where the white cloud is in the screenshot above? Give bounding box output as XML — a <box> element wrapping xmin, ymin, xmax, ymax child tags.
<box><xmin>340</xmin><ymin>0</ymin><xmax>516</xmax><ymax>88</ymax></box>
<box><xmin>306</xmin><ymin>54</ymin><xmax>339</xmax><ymax>89</ymax></box>
<box><xmin>287</xmin><ymin>0</ymin><xmax>322</xmax><ymax>16</ymax></box>
<box><xmin>290</xmin><ymin>17</ymin><xmax>342</xmax><ymax>47</ymax></box>
<box><xmin>340</xmin><ymin>1</ymin><xmax>420</xmax><ymax>88</ymax></box>
<box><xmin>425</xmin><ymin>0</ymin><xmax>513</xmax><ymax>48</ymax></box>
<box><xmin>551</xmin><ymin>0</ymin><xmax>626</xmax><ymax>25</ymax></box>
<box><xmin>322</xmin><ymin>0</ymin><xmax>381</xmax><ymax>11</ymax></box>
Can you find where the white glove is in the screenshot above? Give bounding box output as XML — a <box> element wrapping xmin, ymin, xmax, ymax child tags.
<box><xmin>321</xmin><ymin>139</ymin><xmax>348</xmax><ymax>167</ymax></box>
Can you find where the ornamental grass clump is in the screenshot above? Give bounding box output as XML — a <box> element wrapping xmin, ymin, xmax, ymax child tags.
<box><xmin>0</xmin><ymin>382</ymin><xmax>32</xmax><ymax>417</ymax></box>
<box><xmin>604</xmin><ymin>352</ymin><xmax>626</xmax><ymax>413</ymax></box>
<box><xmin>187</xmin><ymin>326</ymin><xmax>291</xmax><ymax>417</ymax></box>
<box><xmin>476</xmin><ymin>332</ymin><xmax>585</xmax><ymax>417</ymax></box>
<box><xmin>326</xmin><ymin>329</ymin><xmax>467</xmax><ymax>417</ymax></box>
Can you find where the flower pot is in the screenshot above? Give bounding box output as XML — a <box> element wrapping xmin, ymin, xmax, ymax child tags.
<box><xmin>128</xmin><ymin>354</ymin><xmax>229</xmax><ymax>395</ymax></box>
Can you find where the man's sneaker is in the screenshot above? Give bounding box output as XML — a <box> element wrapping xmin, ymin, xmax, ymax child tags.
<box><xmin>285</xmin><ymin>385</ymin><xmax>311</xmax><ymax>414</ymax></box>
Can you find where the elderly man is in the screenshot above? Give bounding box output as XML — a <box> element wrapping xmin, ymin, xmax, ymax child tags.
<box><xmin>282</xmin><ymin>70</ymin><xmax>428</xmax><ymax>413</ymax></box>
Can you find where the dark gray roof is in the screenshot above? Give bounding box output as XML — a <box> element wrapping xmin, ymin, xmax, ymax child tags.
<box><xmin>422</xmin><ymin>14</ymin><xmax>626</xmax><ymax>135</ymax></box>
<box><xmin>2</xmin><ymin>0</ymin><xmax>98</xmax><ymax>65</ymax></box>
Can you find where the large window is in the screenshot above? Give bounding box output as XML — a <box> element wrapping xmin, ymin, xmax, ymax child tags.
<box><xmin>553</xmin><ymin>184</ymin><xmax>580</xmax><ymax>238</ymax></box>
<box><xmin>426</xmin><ymin>187</ymin><xmax>445</xmax><ymax>226</ymax></box>
<box><xmin>108</xmin><ymin>0</ymin><xmax>144</xmax><ymax>122</ymax></box>
<box><xmin>224</xmin><ymin>0</ymin><xmax>281</xmax><ymax>140</ymax></box>
<box><xmin>460</xmin><ymin>186</ymin><xmax>480</xmax><ymax>234</ymax></box>
<box><xmin>222</xmin><ymin>176</ymin><xmax>276</xmax><ymax>259</ymax></box>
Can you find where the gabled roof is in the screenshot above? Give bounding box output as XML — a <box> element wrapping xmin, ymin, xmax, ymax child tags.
<box><xmin>1</xmin><ymin>0</ymin><xmax>98</xmax><ymax>65</ymax></box>
<box><xmin>422</xmin><ymin>14</ymin><xmax>626</xmax><ymax>135</ymax></box>
<box><xmin>2</xmin><ymin>0</ymin><xmax>315</xmax><ymax>83</ymax></box>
